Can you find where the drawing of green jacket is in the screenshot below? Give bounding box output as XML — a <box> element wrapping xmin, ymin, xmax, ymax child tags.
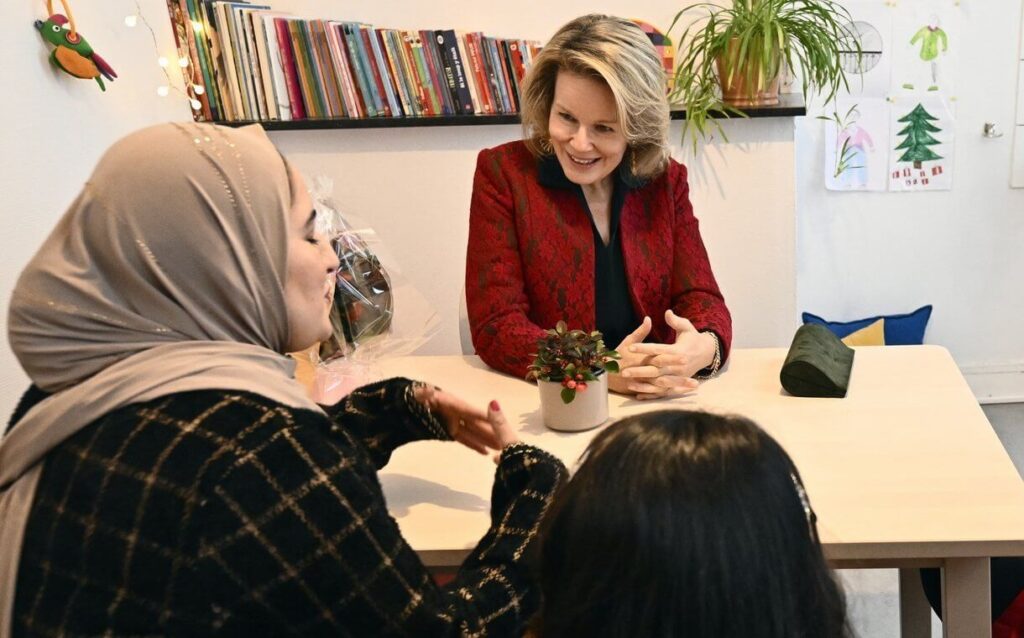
<box><xmin>911</xmin><ymin>25</ymin><xmax>948</xmax><ymax>61</ymax></box>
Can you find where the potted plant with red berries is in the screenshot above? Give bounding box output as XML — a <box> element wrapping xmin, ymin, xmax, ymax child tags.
<box><xmin>526</xmin><ymin>321</ymin><xmax>621</xmax><ymax>432</ymax></box>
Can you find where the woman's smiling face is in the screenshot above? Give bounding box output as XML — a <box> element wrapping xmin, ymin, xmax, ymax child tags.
<box><xmin>283</xmin><ymin>168</ymin><xmax>340</xmax><ymax>353</ymax></box>
<box><xmin>547</xmin><ymin>70</ymin><xmax>627</xmax><ymax>189</ymax></box>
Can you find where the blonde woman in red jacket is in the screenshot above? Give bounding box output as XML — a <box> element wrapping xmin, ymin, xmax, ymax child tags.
<box><xmin>466</xmin><ymin>14</ymin><xmax>731</xmax><ymax>399</ymax></box>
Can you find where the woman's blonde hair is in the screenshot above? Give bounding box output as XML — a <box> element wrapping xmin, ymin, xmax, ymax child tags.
<box><xmin>520</xmin><ymin>14</ymin><xmax>671</xmax><ymax>180</ymax></box>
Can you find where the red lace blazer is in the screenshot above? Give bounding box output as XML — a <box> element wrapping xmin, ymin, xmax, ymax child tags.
<box><xmin>466</xmin><ymin>140</ymin><xmax>732</xmax><ymax>378</ymax></box>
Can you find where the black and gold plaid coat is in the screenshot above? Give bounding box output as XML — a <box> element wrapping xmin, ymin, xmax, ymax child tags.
<box><xmin>7</xmin><ymin>378</ymin><xmax>566</xmax><ymax>637</ymax></box>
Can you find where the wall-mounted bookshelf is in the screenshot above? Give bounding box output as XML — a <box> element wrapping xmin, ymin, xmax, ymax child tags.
<box><xmin>168</xmin><ymin>3</ymin><xmax>807</xmax><ymax>133</ymax></box>
<box><xmin>217</xmin><ymin>94</ymin><xmax>806</xmax><ymax>130</ymax></box>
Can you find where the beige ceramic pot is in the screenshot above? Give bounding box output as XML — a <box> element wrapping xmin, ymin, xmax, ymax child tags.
<box><xmin>537</xmin><ymin>372</ymin><xmax>609</xmax><ymax>432</ymax></box>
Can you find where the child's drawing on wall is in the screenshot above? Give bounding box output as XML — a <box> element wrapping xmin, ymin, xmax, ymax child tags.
<box><xmin>908</xmin><ymin>16</ymin><xmax>948</xmax><ymax>91</ymax></box>
<box><xmin>892</xmin><ymin>0</ymin><xmax>958</xmax><ymax>97</ymax></box>
<box><xmin>888</xmin><ymin>95</ymin><xmax>954</xmax><ymax>191</ymax></box>
<box><xmin>824</xmin><ymin>97</ymin><xmax>889</xmax><ymax>192</ymax></box>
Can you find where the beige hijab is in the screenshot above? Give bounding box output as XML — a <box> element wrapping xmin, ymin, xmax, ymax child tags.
<box><xmin>0</xmin><ymin>122</ymin><xmax>321</xmax><ymax>634</ymax></box>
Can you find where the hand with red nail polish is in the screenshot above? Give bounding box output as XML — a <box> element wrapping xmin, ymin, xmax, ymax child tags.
<box><xmin>487</xmin><ymin>400</ymin><xmax>520</xmax><ymax>458</ymax></box>
<box><xmin>414</xmin><ymin>386</ymin><xmax>502</xmax><ymax>455</ymax></box>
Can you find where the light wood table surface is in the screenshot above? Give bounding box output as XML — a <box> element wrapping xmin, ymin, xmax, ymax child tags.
<box><xmin>377</xmin><ymin>346</ymin><xmax>1024</xmax><ymax>638</ymax></box>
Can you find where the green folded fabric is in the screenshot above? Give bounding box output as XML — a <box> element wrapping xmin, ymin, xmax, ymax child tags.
<box><xmin>780</xmin><ymin>324</ymin><xmax>855</xmax><ymax>398</ymax></box>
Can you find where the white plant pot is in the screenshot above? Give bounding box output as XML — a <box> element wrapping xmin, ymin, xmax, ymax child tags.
<box><xmin>537</xmin><ymin>372</ymin><xmax>609</xmax><ymax>432</ymax></box>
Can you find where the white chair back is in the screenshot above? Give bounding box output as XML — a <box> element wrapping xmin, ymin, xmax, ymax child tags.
<box><xmin>458</xmin><ymin>287</ymin><xmax>475</xmax><ymax>355</ymax></box>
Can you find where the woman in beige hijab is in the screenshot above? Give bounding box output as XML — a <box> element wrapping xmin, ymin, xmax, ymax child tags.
<box><xmin>0</xmin><ymin>122</ymin><xmax>566</xmax><ymax>637</ymax></box>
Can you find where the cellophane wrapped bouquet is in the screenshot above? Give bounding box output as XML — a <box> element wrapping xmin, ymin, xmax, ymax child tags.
<box><xmin>292</xmin><ymin>176</ymin><xmax>439</xmax><ymax>404</ymax></box>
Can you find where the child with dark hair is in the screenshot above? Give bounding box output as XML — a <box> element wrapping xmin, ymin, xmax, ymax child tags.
<box><xmin>532</xmin><ymin>410</ymin><xmax>850</xmax><ymax>638</ymax></box>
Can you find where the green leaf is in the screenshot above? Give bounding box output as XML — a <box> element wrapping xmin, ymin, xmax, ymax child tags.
<box><xmin>561</xmin><ymin>387</ymin><xmax>576</xmax><ymax>404</ymax></box>
<box><xmin>670</xmin><ymin>0</ymin><xmax>855</xmax><ymax>151</ymax></box>
<box><xmin>604</xmin><ymin>361</ymin><xmax>620</xmax><ymax>373</ymax></box>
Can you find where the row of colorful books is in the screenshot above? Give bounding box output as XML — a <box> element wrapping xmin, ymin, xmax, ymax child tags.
<box><xmin>166</xmin><ymin>1</ymin><xmax>543</xmax><ymax>122</ymax></box>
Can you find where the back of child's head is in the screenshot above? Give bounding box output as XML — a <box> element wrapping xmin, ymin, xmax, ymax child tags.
<box><xmin>533</xmin><ymin>410</ymin><xmax>849</xmax><ymax>638</ymax></box>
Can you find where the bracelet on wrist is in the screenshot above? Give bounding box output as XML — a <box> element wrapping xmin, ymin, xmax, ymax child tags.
<box><xmin>407</xmin><ymin>382</ymin><xmax>450</xmax><ymax>440</ymax></box>
<box><xmin>694</xmin><ymin>331</ymin><xmax>722</xmax><ymax>380</ymax></box>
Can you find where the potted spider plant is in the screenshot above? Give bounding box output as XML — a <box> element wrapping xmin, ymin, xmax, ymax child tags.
<box><xmin>669</xmin><ymin>0</ymin><xmax>858</xmax><ymax>148</ymax></box>
<box><xmin>526</xmin><ymin>321</ymin><xmax>620</xmax><ymax>432</ymax></box>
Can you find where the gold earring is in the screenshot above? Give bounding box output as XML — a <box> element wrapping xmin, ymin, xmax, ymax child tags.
<box><xmin>538</xmin><ymin>137</ymin><xmax>553</xmax><ymax>154</ymax></box>
<box><xmin>629</xmin><ymin>151</ymin><xmax>638</xmax><ymax>177</ymax></box>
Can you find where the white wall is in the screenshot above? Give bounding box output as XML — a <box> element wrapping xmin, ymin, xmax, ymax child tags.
<box><xmin>0</xmin><ymin>1</ymin><xmax>185</xmax><ymax>414</ymax></box>
<box><xmin>0</xmin><ymin>0</ymin><xmax>797</xmax><ymax>419</ymax></box>
<box><xmin>16</xmin><ymin>0</ymin><xmax>1024</xmax><ymax>634</ymax></box>
<box><xmin>796</xmin><ymin>0</ymin><xmax>1024</xmax><ymax>403</ymax></box>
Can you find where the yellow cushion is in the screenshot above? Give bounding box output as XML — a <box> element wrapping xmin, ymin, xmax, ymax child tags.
<box><xmin>841</xmin><ymin>318</ymin><xmax>886</xmax><ymax>346</ymax></box>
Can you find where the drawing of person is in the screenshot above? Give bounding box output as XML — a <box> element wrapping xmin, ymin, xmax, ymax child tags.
<box><xmin>909</xmin><ymin>15</ymin><xmax>948</xmax><ymax>91</ymax></box>
<box><xmin>837</xmin><ymin>109</ymin><xmax>875</xmax><ymax>188</ymax></box>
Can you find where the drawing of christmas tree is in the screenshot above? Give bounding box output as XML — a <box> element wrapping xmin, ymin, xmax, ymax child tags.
<box><xmin>894</xmin><ymin>103</ymin><xmax>942</xmax><ymax>169</ymax></box>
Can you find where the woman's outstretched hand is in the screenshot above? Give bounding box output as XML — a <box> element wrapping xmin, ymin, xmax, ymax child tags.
<box><xmin>486</xmin><ymin>400</ymin><xmax>520</xmax><ymax>464</ymax></box>
<box><xmin>414</xmin><ymin>386</ymin><xmax>518</xmax><ymax>456</ymax></box>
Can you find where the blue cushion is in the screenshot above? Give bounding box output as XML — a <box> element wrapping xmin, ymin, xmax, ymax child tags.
<box><xmin>801</xmin><ymin>305</ymin><xmax>932</xmax><ymax>346</ymax></box>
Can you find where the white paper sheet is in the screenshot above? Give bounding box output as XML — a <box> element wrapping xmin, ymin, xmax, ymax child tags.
<box><xmin>891</xmin><ymin>0</ymin><xmax>959</xmax><ymax>97</ymax></box>
<box><xmin>825</xmin><ymin>97</ymin><xmax>890</xmax><ymax>191</ymax></box>
<box><xmin>888</xmin><ymin>94</ymin><xmax>955</xmax><ymax>191</ymax></box>
<box><xmin>837</xmin><ymin>2</ymin><xmax>894</xmax><ymax>98</ymax></box>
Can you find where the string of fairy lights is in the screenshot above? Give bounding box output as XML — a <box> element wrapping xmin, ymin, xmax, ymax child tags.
<box><xmin>124</xmin><ymin>0</ymin><xmax>203</xmax><ymax>112</ymax></box>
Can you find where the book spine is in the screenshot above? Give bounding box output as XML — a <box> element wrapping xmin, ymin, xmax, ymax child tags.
<box><xmin>368</xmin><ymin>28</ymin><xmax>402</xmax><ymax>117</ymax></box>
<box><xmin>396</xmin><ymin>31</ymin><xmax>425</xmax><ymax>116</ymax></box>
<box><xmin>326</xmin><ymin>22</ymin><xmax>361</xmax><ymax>118</ymax></box>
<box><xmin>342</xmin><ymin>23</ymin><xmax>378</xmax><ymax>117</ymax></box>
<box><xmin>251</xmin><ymin>12</ymin><xmax>277</xmax><ymax>119</ymax></box>
<box><xmin>226</xmin><ymin>4</ymin><xmax>251</xmax><ymax>118</ymax></box>
<box><xmin>179</xmin><ymin>0</ymin><xmax>217</xmax><ymax>120</ymax></box>
<box><xmin>323</xmin><ymin>20</ymin><xmax>350</xmax><ymax>117</ymax></box>
<box><xmin>430</xmin><ymin>29</ymin><xmax>459</xmax><ymax>115</ymax></box>
<box><xmin>213</xmin><ymin>3</ymin><xmax>245</xmax><ymax>119</ymax></box>
<box><xmin>509</xmin><ymin>39</ymin><xmax>528</xmax><ymax>93</ymax></box>
<box><xmin>400</xmin><ymin>30</ymin><xmax>432</xmax><ymax>116</ymax></box>
<box><xmin>359</xmin><ymin>25</ymin><xmax>391</xmax><ymax>117</ymax></box>
<box><xmin>274</xmin><ymin>18</ymin><xmax>305</xmax><ymax>119</ymax></box>
<box><xmin>420</xmin><ymin>30</ymin><xmax>453</xmax><ymax>115</ymax></box>
<box><xmin>441</xmin><ymin>30</ymin><xmax>473</xmax><ymax>115</ymax></box>
<box><xmin>433</xmin><ymin>31</ymin><xmax>462</xmax><ymax>115</ymax></box>
<box><xmin>241</xmin><ymin>10</ymin><xmax>268</xmax><ymax>120</ymax></box>
<box><xmin>410</xmin><ymin>33</ymin><xmax>441</xmax><ymax>115</ymax></box>
<box><xmin>499</xmin><ymin>39</ymin><xmax>520</xmax><ymax>112</ymax></box>
<box><xmin>242</xmin><ymin>9</ymin><xmax>268</xmax><ymax>119</ymax></box>
<box><xmin>455</xmin><ymin>31</ymin><xmax>482</xmax><ymax>114</ymax></box>
<box><xmin>379</xmin><ymin>30</ymin><xmax>413</xmax><ymax>117</ymax></box>
<box><xmin>482</xmin><ymin>36</ymin><xmax>509</xmax><ymax>114</ymax></box>
<box><xmin>187</xmin><ymin>0</ymin><xmax>221</xmax><ymax>119</ymax></box>
<box><xmin>287</xmin><ymin>20</ymin><xmax>318</xmax><ymax>118</ymax></box>
<box><xmin>201</xmin><ymin>1</ymin><xmax>234</xmax><ymax>120</ymax></box>
<box><xmin>297</xmin><ymin>20</ymin><xmax>328</xmax><ymax>118</ymax></box>
<box><xmin>166</xmin><ymin>0</ymin><xmax>210</xmax><ymax>120</ymax></box>
<box><xmin>311</xmin><ymin>20</ymin><xmax>345</xmax><ymax>117</ymax></box>
<box><xmin>228</xmin><ymin>6</ymin><xmax>257</xmax><ymax>119</ymax></box>
<box><xmin>465</xmin><ymin>33</ymin><xmax>493</xmax><ymax>114</ymax></box>
<box><xmin>263</xmin><ymin>15</ymin><xmax>291</xmax><ymax>120</ymax></box>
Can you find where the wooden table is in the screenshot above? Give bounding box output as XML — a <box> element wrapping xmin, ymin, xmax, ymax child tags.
<box><xmin>376</xmin><ymin>347</ymin><xmax>1024</xmax><ymax>638</ymax></box>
